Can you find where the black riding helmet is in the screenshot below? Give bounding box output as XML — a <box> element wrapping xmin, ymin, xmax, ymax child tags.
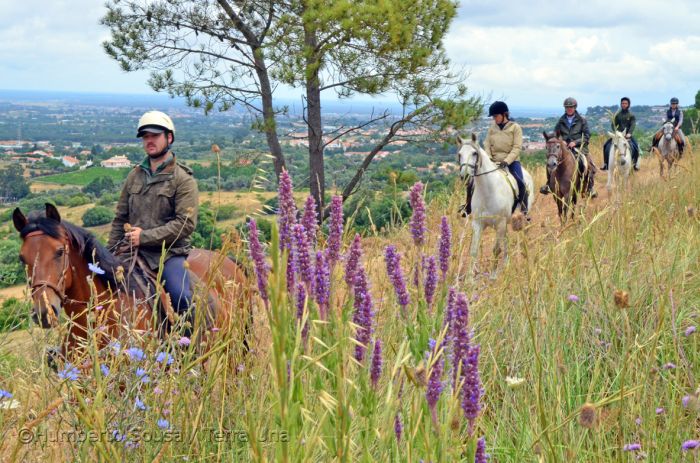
<box><xmin>670</xmin><ymin>97</ymin><xmax>679</xmax><ymax>104</ymax></box>
<box><xmin>488</xmin><ymin>101</ymin><xmax>509</xmax><ymax>117</ymax></box>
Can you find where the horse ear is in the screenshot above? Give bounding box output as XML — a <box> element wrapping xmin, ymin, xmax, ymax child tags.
<box><xmin>607</xmin><ymin>131</ymin><xmax>614</xmax><ymax>138</ymax></box>
<box><xmin>471</xmin><ymin>132</ymin><xmax>477</xmax><ymax>143</ymax></box>
<box><xmin>45</xmin><ymin>203</ymin><xmax>61</xmax><ymax>223</ymax></box>
<box><xmin>542</xmin><ymin>131</ymin><xmax>550</xmax><ymax>140</ymax></box>
<box><xmin>12</xmin><ymin>208</ymin><xmax>27</xmax><ymax>233</ymax></box>
<box><xmin>456</xmin><ymin>135</ymin><xmax>464</xmax><ymax>147</ymax></box>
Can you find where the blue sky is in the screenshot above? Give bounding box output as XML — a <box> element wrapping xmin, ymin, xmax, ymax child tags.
<box><xmin>0</xmin><ymin>0</ymin><xmax>698</xmax><ymax>109</ymax></box>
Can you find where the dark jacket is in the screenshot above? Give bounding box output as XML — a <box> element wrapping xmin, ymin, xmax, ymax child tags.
<box><xmin>555</xmin><ymin>112</ymin><xmax>590</xmax><ymax>155</ymax></box>
<box><xmin>612</xmin><ymin>109</ymin><xmax>636</xmax><ymax>135</ymax></box>
<box><xmin>108</xmin><ymin>155</ymin><xmax>198</xmax><ymax>270</ymax></box>
<box><xmin>666</xmin><ymin>108</ymin><xmax>684</xmax><ymax>128</ymax></box>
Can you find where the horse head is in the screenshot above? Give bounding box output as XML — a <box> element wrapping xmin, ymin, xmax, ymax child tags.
<box><xmin>663</xmin><ymin>121</ymin><xmax>674</xmax><ymax>140</ymax></box>
<box><xmin>13</xmin><ymin>204</ymin><xmax>72</xmax><ymax>328</ymax></box>
<box><xmin>607</xmin><ymin>130</ymin><xmax>630</xmax><ymax>163</ymax></box>
<box><xmin>543</xmin><ymin>131</ymin><xmax>564</xmax><ymax>170</ymax></box>
<box><xmin>457</xmin><ymin>133</ymin><xmax>482</xmax><ymax>179</ymax></box>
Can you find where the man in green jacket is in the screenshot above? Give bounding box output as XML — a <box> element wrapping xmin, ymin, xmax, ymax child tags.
<box><xmin>108</xmin><ymin>111</ymin><xmax>198</xmax><ymax>317</ymax></box>
<box><xmin>540</xmin><ymin>97</ymin><xmax>597</xmax><ymax>198</ymax></box>
<box><xmin>602</xmin><ymin>97</ymin><xmax>640</xmax><ymax>171</ymax></box>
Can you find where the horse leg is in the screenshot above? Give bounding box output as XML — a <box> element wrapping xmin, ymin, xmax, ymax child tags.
<box><xmin>491</xmin><ymin>220</ymin><xmax>508</xmax><ymax>280</ymax></box>
<box><xmin>469</xmin><ymin>221</ymin><xmax>483</xmax><ymax>277</ymax></box>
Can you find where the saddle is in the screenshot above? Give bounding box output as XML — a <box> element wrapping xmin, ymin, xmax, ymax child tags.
<box><xmin>498</xmin><ymin>169</ymin><xmax>526</xmax><ymax>214</ymax></box>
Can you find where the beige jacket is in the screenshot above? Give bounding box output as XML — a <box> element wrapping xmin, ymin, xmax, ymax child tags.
<box><xmin>484</xmin><ymin>120</ymin><xmax>523</xmax><ymax>165</ymax></box>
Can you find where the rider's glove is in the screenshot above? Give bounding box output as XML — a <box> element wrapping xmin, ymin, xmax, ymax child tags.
<box><xmin>497</xmin><ymin>161</ymin><xmax>509</xmax><ymax>168</ymax></box>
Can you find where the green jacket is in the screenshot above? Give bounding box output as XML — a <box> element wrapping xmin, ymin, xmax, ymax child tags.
<box><xmin>108</xmin><ymin>155</ymin><xmax>198</xmax><ymax>270</ymax></box>
<box><xmin>612</xmin><ymin>110</ymin><xmax>636</xmax><ymax>135</ymax></box>
<box><xmin>554</xmin><ymin>112</ymin><xmax>590</xmax><ymax>155</ymax></box>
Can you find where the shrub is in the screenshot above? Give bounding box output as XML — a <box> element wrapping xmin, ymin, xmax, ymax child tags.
<box><xmin>82</xmin><ymin>206</ymin><xmax>115</xmax><ymax>227</ymax></box>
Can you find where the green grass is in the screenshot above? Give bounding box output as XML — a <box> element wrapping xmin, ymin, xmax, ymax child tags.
<box><xmin>0</xmin><ymin>156</ymin><xmax>698</xmax><ymax>462</ymax></box>
<box><xmin>32</xmin><ymin>167</ymin><xmax>130</xmax><ymax>186</ymax></box>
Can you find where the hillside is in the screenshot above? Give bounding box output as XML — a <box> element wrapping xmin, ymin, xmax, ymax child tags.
<box><xmin>0</xmin><ymin>142</ymin><xmax>698</xmax><ymax>461</ymax></box>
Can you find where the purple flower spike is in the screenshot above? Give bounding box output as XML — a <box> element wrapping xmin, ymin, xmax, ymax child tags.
<box><xmin>370</xmin><ymin>339</ymin><xmax>383</xmax><ymax>389</ymax></box>
<box><xmin>277</xmin><ymin>170</ymin><xmax>297</xmax><ymax>251</ymax></box>
<box><xmin>682</xmin><ymin>440</ymin><xmax>700</xmax><ymax>451</ymax></box>
<box><xmin>301</xmin><ymin>196</ymin><xmax>319</xmax><ymax>249</ymax></box>
<box><xmin>461</xmin><ymin>344</ymin><xmax>483</xmax><ymax>435</ymax></box>
<box><xmin>394</xmin><ymin>413</ymin><xmax>403</xmax><ymax>442</ymax></box>
<box><xmin>314</xmin><ymin>251</ymin><xmax>331</xmax><ymax>320</ymax></box>
<box><xmin>686</xmin><ymin>325</ymin><xmax>697</xmax><ymax>336</ymax></box>
<box><xmin>296</xmin><ymin>283</ymin><xmax>309</xmax><ymax>342</ymax></box>
<box><xmin>385</xmin><ymin>245</ymin><xmax>410</xmax><ymax>310</ymax></box>
<box><xmin>327</xmin><ymin>196</ymin><xmax>344</xmax><ymax>266</ymax></box>
<box><xmin>286</xmin><ymin>247</ymin><xmax>297</xmax><ymax>295</ymax></box>
<box><xmin>424</xmin><ymin>256</ymin><xmax>438</xmax><ymax>309</ymax></box>
<box><xmin>293</xmin><ymin>224</ymin><xmax>313</xmax><ymax>288</ymax></box>
<box><xmin>475</xmin><ymin>437</ymin><xmax>488</xmax><ymax>463</ymax></box>
<box><xmin>247</xmin><ymin>219</ymin><xmax>269</xmax><ymax>305</ymax></box>
<box><xmin>409</xmin><ymin>182</ymin><xmax>427</xmax><ymax>246</ymax></box>
<box><xmin>344</xmin><ymin>234</ymin><xmax>363</xmax><ymax>287</ymax></box>
<box><xmin>426</xmin><ymin>343</ymin><xmax>444</xmax><ymax>424</ymax></box>
<box><xmin>352</xmin><ymin>266</ymin><xmax>374</xmax><ymax>362</ymax></box>
<box><xmin>623</xmin><ymin>443</ymin><xmax>642</xmax><ymax>452</ymax></box>
<box><xmin>450</xmin><ymin>292</ymin><xmax>471</xmax><ymax>389</ymax></box>
<box><xmin>438</xmin><ymin>216</ymin><xmax>451</xmax><ymax>281</ymax></box>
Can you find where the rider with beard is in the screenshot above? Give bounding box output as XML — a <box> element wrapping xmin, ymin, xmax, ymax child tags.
<box><xmin>108</xmin><ymin>111</ymin><xmax>198</xmax><ymax>322</ymax></box>
<box><xmin>602</xmin><ymin>97</ymin><xmax>640</xmax><ymax>171</ymax></box>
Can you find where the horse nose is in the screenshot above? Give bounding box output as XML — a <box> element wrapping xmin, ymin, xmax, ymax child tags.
<box><xmin>547</xmin><ymin>159</ymin><xmax>557</xmax><ymax>168</ymax></box>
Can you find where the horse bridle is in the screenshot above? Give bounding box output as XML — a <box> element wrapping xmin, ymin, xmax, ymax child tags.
<box><xmin>24</xmin><ymin>230</ymin><xmax>70</xmax><ymax>304</ymax></box>
<box><xmin>459</xmin><ymin>146</ymin><xmax>505</xmax><ymax>178</ymax></box>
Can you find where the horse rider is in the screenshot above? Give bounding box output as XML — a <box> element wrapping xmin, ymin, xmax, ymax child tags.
<box><xmin>652</xmin><ymin>97</ymin><xmax>685</xmax><ymax>156</ymax></box>
<box><xmin>602</xmin><ymin>97</ymin><xmax>640</xmax><ymax>171</ymax></box>
<box><xmin>107</xmin><ymin>111</ymin><xmax>199</xmax><ymax>322</ymax></box>
<box><xmin>540</xmin><ymin>97</ymin><xmax>598</xmax><ymax>198</ymax></box>
<box><xmin>461</xmin><ymin>101</ymin><xmax>530</xmax><ymax>219</ymax></box>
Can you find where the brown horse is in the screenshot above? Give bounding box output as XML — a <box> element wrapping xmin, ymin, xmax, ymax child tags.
<box><xmin>12</xmin><ymin>203</ymin><xmax>251</xmax><ymax>365</ymax></box>
<box><xmin>543</xmin><ymin>132</ymin><xmax>592</xmax><ymax>222</ymax></box>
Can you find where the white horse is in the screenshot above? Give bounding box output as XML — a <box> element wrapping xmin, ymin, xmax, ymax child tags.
<box><xmin>605</xmin><ymin>129</ymin><xmax>632</xmax><ymax>192</ymax></box>
<box><xmin>655</xmin><ymin>121</ymin><xmax>680</xmax><ymax>178</ymax></box>
<box><xmin>457</xmin><ymin>133</ymin><xmax>534</xmax><ymax>279</ymax></box>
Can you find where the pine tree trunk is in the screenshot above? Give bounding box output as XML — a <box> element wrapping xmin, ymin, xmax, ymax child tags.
<box><xmin>253</xmin><ymin>46</ymin><xmax>286</xmax><ymax>180</ymax></box>
<box><xmin>304</xmin><ymin>27</ymin><xmax>325</xmax><ymax>222</ymax></box>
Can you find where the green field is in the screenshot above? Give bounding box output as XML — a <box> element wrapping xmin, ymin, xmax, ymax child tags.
<box><xmin>32</xmin><ymin>167</ymin><xmax>130</xmax><ymax>186</ymax></box>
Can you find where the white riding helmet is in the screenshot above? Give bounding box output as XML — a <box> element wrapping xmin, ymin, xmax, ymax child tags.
<box><xmin>137</xmin><ymin>111</ymin><xmax>175</xmax><ymax>140</ymax></box>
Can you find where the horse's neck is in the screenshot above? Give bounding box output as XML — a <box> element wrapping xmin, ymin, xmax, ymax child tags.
<box><xmin>474</xmin><ymin>148</ymin><xmax>500</xmax><ymax>187</ymax></box>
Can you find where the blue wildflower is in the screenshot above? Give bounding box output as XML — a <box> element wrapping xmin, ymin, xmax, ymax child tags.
<box><xmin>58</xmin><ymin>363</ymin><xmax>79</xmax><ymax>381</ymax></box>
<box><xmin>126</xmin><ymin>347</ymin><xmax>145</xmax><ymax>361</ymax></box>
<box><xmin>156</xmin><ymin>351</ymin><xmax>174</xmax><ymax>365</ymax></box>
<box><xmin>88</xmin><ymin>263</ymin><xmax>106</xmax><ymax>275</ymax></box>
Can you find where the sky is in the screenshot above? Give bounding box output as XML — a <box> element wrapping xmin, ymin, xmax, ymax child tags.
<box><xmin>0</xmin><ymin>0</ymin><xmax>698</xmax><ymax>109</ymax></box>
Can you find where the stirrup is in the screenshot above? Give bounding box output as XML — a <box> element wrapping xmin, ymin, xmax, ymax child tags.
<box><xmin>539</xmin><ymin>185</ymin><xmax>551</xmax><ymax>195</ymax></box>
<box><xmin>600</xmin><ymin>164</ymin><xmax>608</xmax><ymax>171</ymax></box>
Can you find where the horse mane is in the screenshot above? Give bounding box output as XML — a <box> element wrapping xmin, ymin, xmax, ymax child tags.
<box><xmin>20</xmin><ymin>212</ymin><xmax>126</xmax><ymax>290</ymax></box>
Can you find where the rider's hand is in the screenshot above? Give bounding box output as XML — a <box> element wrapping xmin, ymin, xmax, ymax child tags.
<box><xmin>567</xmin><ymin>141</ymin><xmax>576</xmax><ymax>149</ymax></box>
<box><xmin>126</xmin><ymin>227</ymin><xmax>143</xmax><ymax>247</ymax></box>
<box><xmin>625</xmin><ymin>134</ymin><xmax>631</xmax><ymax>139</ymax></box>
<box><xmin>497</xmin><ymin>161</ymin><xmax>509</xmax><ymax>168</ymax></box>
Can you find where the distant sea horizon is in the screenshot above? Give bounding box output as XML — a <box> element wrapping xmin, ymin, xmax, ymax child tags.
<box><xmin>0</xmin><ymin>88</ymin><xmax>571</xmax><ymax>119</ymax></box>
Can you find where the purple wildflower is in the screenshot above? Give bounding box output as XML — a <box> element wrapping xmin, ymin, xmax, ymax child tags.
<box><xmin>293</xmin><ymin>224</ymin><xmax>313</xmax><ymax>288</ymax></box>
<box><xmin>385</xmin><ymin>245</ymin><xmax>410</xmax><ymax>310</ymax></box>
<box><xmin>623</xmin><ymin>443</ymin><xmax>642</xmax><ymax>452</ymax></box>
<box><xmin>424</xmin><ymin>256</ymin><xmax>438</xmax><ymax>308</ymax></box>
<box><xmin>450</xmin><ymin>292</ymin><xmax>471</xmax><ymax>389</ymax></box>
<box><xmin>314</xmin><ymin>251</ymin><xmax>330</xmax><ymax>320</ymax></box>
<box><xmin>655</xmin><ymin>407</ymin><xmax>665</xmax><ymax>415</ymax></box>
<box><xmin>682</xmin><ymin>395</ymin><xmax>693</xmax><ymax>408</ymax></box>
<box><xmin>409</xmin><ymin>182</ymin><xmax>427</xmax><ymax>246</ymax></box>
<box><xmin>135</xmin><ymin>367</ymin><xmax>150</xmax><ymax>383</ymax></box>
<box><xmin>99</xmin><ymin>364</ymin><xmax>110</xmax><ymax>377</ymax></box>
<box><xmin>475</xmin><ymin>437</ymin><xmax>488</xmax><ymax>463</ymax></box>
<box><xmin>438</xmin><ymin>216</ymin><xmax>451</xmax><ymax>281</ymax></box>
<box><xmin>426</xmin><ymin>343</ymin><xmax>444</xmax><ymax>425</ymax></box>
<box><xmin>370</xmin><ymin>339</ymin><xmax>383</xmax><ymax>389</ymax></box>
<box><xmin>296</xmin><ymin>283</ymin><xmax>309</xmax><ymax>342</ymax></box>
<box><xmin>278</xmin><ymin>170</ymin><xmax>297</xmax><ymax>251</ymax></box>
<box><xmin>157</xmin><ymin>418</ymin><xmax>170</xmax><ymax>430</ymax></box>
<box><xmin>663</xmin><ymin>362</ymin><xmax>676</xmax><ymax>370</ymax></box>
<box><xmin>0</xmin><ymin>389</ymin><xmax>12</xmax><ymax>400</ymax></box>
<box><xmin>327</xmin><ymin>196</ymin><xmax>344</xmax><ymax>266</ymax></box>
<box><xmin>112</xmin><ymin>429</ymin><xmax>125</xmax><ymax>442</ymax></box>
<box><xmin>178</xmin><ymin>336</ymin><xmax>191</xmax><ymax>347</ymax></box>
<box><xmin>156</xmin><ymin>352</ymin><xmax>174</xmax><ymax>366</ymax></box>
<box><xmin>635</xmin><ymin>417</ymin><xmax>642</xmax><ymax>426</ymax></box>
<box><xmin>352</xmin><ymin>266</ymin><xmax>374</xmax><ymax>362</ymax></box>
<box><xmin>568</xmin><ymin>294</ymin><xmax>580</xmax><ymax>303</ymax></box>
<box><xmin>461</xmin><ymin>344</ymin><xmax>483</xmax><ymax>435</ymax></box>
<box><xmin>682</xmin><ymin>440</ymin><xmax>700</xmax><ymax>451</ymax></box>
<box><xmin>88</xmin><ymin>262</ymin><xmax>106</xmax><ymax>275</ymax></box>
<box><xmin>126</xmin><ymin>347</ymin><xmax>145</xmax><ymax>361</ymax></box>
<box><xmin>344</xmin><ymin>234</ymin><xmax>363</xmax><ymax>287</ymax></box>
<box><xmin>686</xmin><ymin>326</ymin><xmax>697</xmax><ymax>336</ymax></box>
<box><xmin>58</xmin><ymin>363</ymin><xmax>79</xmax><ymax>381</ymax></box>
<box><xmin>134</xmin><ymin>397</ymin><xmax>148</xmax><ymax>411</ymax></box>
<box><xmin>247</xmin><ymin>219</ymin><xmax>269</xmax><ymax>304</ymax></box>
<box><xmin>301</xmin><ymin>195</ymin><xmax>319</xmax><ymax>249</ymax></box>
<box><xmin>286</xmin><ymin>246</ymin><xmax>297</xmax><ymax>295</ymax></box>
<box><xmin>394</xmin><ymin>413</ymin><xmax>403</xmax><ymax>442</ymax></box>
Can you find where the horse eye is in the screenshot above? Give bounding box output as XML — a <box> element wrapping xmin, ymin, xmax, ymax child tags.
<box><xmin>55</xmin><ymin>247</ymin><xmax>65</xmax><ymax>258</ymax></box>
